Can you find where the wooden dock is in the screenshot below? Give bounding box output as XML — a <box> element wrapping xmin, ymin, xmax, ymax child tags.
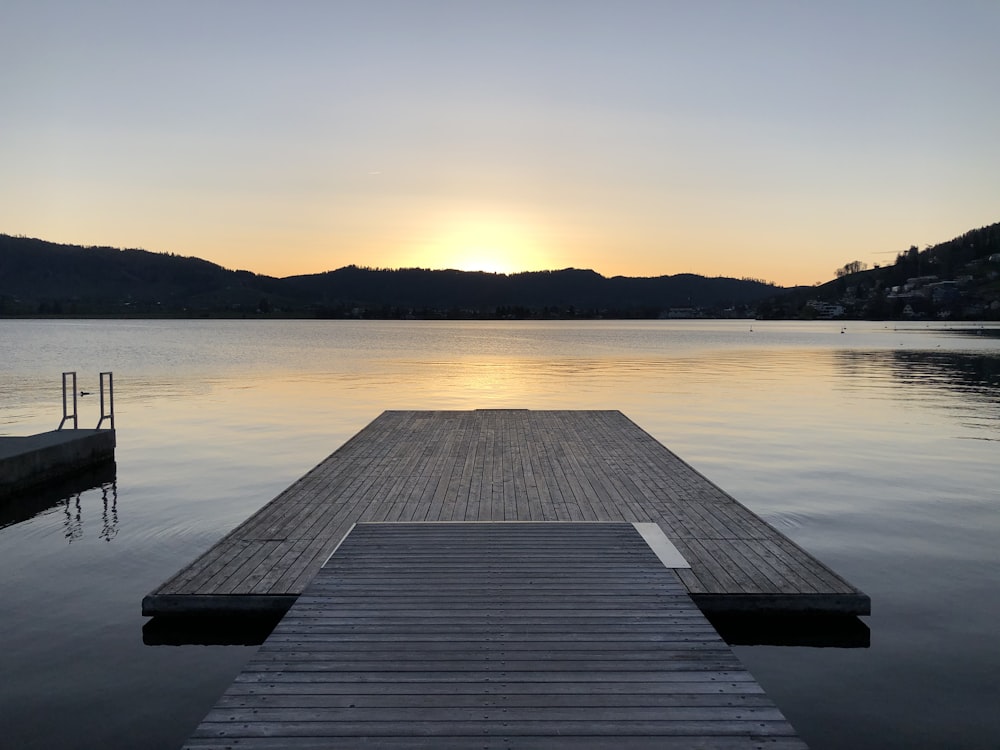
<box><xmin>144</xmin><ymin>410</ymin><xmax>869</xmax><ymax>617</ymax></box>
<box><xmin>183</xmin><ymin>522</ymin><xmax>808</xmax><ymax>749</ymax></box>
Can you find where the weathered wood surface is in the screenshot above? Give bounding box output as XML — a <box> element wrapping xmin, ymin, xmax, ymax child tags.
<box><xmin>184</xmin><ymin>522</ymin><xmax>807</xmax><ymax>749</ymax></box>
<box><xmin>145</xmin><ymin>410</ymin><xmax>869</xmax><ymax>615</ymax></box>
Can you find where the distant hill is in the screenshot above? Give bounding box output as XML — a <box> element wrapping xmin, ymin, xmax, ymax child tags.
<box><xmin>0</xmin><ymin>234</ymin><xmax>782</xmax><ymax>318</ymax></box>
<box><xmin>757</xmin><ymin>221</ymin><xmax>1000</xmax><ymax>321</ymax></box>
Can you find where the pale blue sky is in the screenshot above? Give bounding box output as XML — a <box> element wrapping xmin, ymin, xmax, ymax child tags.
<box><xmin>2</xmin><ymin>1</ymin><xmax>997</xmax><ymax>285</ymax></box>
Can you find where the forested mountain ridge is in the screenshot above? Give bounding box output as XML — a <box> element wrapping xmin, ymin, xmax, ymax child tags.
<box><xmin>5</xmin><ymin>222</ymin><xmax>997</xmax><ymax>320</ymax></box>
<box><xmin>757</xmin><ymin>221</ymin><xmax>1000</xmax><ymax>320</ymax></box>
<box><xmin>0</xmin><ymin>234</ymin><xmax>782</xmax><ymax>318</ymax></box>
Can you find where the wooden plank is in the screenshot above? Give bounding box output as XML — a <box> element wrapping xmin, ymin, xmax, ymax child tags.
<box><xmin>184</xmin><ymin>523</ymin><xmax>807</xmax><ymax>749</ymax></box>
<box><xmin>144</xmin><ymin>410</ymin><xmax>870</xmax><ymax>616</ymax></box>
<box><xmin>185</xmin><ymin>738</ymin><xmax>809</xmax><ymax>750</ymax></box>
<box><xmin>232</xmin><ymin>670</ymin><xmax>760</xmax><ymax>686</ymax></box>
<box><xmin>215</xmin><ymin>693</ymin><xmax>778</xmax><ymax>708</ymax></box>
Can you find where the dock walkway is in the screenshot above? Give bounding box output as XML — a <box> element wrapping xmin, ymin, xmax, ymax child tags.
<box><xmin>145</xmin><ymin>410</ymin><xmax>868</xmax><ymax>616</ymax></box>
<box><xmin>184</xmin><ymin>522</ymin><xmax>807</xmax><ymax>749</ymax></box>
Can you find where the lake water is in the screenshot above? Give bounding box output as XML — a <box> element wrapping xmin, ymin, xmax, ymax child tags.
<box><xmin>1</xmin><ymin>319</ymin><xmax>998</xmax><ymax>749</ymax></box>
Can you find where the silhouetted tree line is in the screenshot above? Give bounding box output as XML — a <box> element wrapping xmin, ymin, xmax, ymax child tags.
<box><xmin>0</xmin><ymin>235</ymin><xmax>781</xmax><ymax>318</ymax></box>
<box><xmin>8</xmin><ymin>221</ymin><xmax>996</xmax><ymax>321</ymax></box>
<box><xmin>836</xmin><ymin>260</ymin><xmax>869</xmax><ymax>278</ymax></box>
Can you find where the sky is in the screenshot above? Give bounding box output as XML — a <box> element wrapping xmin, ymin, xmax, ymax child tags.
<box><xmin>2</xmin><ymin>1</ymin><xmax>998</xmax><ymax>287</ymax></box>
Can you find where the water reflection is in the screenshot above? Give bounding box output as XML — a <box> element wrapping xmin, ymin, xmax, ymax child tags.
<box><xmin>99</xmin><ymin>481</ymin><xmax>119</xmax><ymax>542</ymax></box>
<box><xmin>62</xmin><ymin>481</ymin><xmax>119</xmax><ymax>543</ymax></box>
<box><xmin>63</xmin><ymin>494</ymin><xmax>83</xmax><ymax>542</ymax></box>
<box><xmin>0</xmin><ymin>462</ymin><xmax>117</xmax><ymax>532</ymax></box>
<box><xmin>944</xmin><ymin>324</ymin><xmax>1000</xmax><ymax>340</ymax></box>
<box><xmin>835</xmin><ymin>349</ymin><xmax>1000</xmax><ymax>425</ymax></box>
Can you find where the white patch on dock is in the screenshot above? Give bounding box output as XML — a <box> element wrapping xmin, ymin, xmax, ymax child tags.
<box><xmin>632</xmin><ymin>522</ymin><xmax>690</xmax><ymax>568</ymax></box>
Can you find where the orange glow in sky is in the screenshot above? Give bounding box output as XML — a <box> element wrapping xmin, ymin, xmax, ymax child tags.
<box><xmin>402</xmin><ymin>212</ymin><xmax>554</xmax><ymax>275</ymax></box>
<box><xmin>2</xmin><ymin>3</ymin><xmax>998</xmax><ymax>287</ymax></box>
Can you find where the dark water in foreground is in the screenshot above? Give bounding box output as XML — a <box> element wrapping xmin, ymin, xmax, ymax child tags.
<box><xmin>1</xmin><ymin>319</ymin><xmax>999</xmax><ymax>749</ymax></box>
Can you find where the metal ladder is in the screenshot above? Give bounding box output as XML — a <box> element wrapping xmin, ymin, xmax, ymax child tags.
<box><xmin>58</xmin><ymin>371</ymin><xmax>115</xmax><ymax>430</ymax></box>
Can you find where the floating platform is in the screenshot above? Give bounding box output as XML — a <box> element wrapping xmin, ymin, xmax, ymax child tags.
<box><xmin>144</xmin><ymin>410</ymin><xmax>869</xmax><ymax>617</ymax></box>
<box><xmin>183</xmin><ymin>522</ymin><xmax>808</xmax><ymax>749</ymax></box>
<box><xmin>0</xmin><ymin>429</ymin><xmax>115</xmax><ymax>499</ymax></box>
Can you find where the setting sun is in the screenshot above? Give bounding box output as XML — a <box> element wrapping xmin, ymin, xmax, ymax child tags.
<box><xmin>451</xmin><ymin>253</ymin><xmax>513</xmax><ymax>275</ymax></box>
<box><xmin>417</xmin><ymin>213</ymin><xmax>552</xmax><ymax>275</ymax></box>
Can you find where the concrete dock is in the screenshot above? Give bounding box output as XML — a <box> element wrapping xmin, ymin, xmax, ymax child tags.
<box><xmin>0</xmin><ymin>429</ymin><xmax>116</xmax><ymax>499</ymax></box>
<box><xmin>144</xmin><ymin>410</ymin><xmax>869</xmax><ymax>617</ymax></box>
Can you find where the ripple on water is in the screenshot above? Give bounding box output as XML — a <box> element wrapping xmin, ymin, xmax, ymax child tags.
<box><xmin>764</xmin><ymin>510</ymin><xmax>814</xmax><ymax>530</ymax></box>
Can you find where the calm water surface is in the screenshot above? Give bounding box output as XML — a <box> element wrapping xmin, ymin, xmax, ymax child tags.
<box><xmin>1</xmin><ymin>319</ymin><xmax>998</xmax><ymax>749</ymax></box>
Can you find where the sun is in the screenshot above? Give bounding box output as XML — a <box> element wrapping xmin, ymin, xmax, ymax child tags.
<box><xmin>418</xmin><ymin>213</ymin><xmax>550</xmax><ymax>275</ymax></box>
<box><xmin>450</xmin><ymin>247</ymin><xmax>516</xmax><ymax>275</ymax></box>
